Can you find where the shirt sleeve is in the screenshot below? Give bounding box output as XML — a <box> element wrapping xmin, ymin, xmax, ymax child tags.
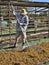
<box><xmin>23</xmin><ymin>16</ymin><xmax>29</xmax><ymax>26</ymax></box>
<box><xmin>13</xmin><ymin>11</ymin><xmax>20</xmax><ymax>20</ymax></box>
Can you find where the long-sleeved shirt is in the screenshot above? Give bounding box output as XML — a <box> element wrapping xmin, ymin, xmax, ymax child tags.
<box><xmin>13</xmin><ymin>9</ymin><xmax>29</xmax><ymax>31</ymax></box>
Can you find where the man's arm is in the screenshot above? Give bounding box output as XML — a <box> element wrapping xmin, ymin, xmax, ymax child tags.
<box><xmin>11</xmin><ymin>5</ymin><xmax>17</xmax><ymax>15</ymax></box>
<box><xmin>23</xmin><ymin>16</ymin><xmax>29</xmax><ymax>26</ymax></box>
<box><xmin>11</xmin><ymin>5</ymin><xmax>20</xmax><ymax>25</ymax></box>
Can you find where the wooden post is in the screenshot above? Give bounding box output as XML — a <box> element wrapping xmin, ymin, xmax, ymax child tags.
<box><xmin>8</xmin><ymin>1</ymin><xmax>11</xmax><ymax>42</ymax></box>
<box><xmin>34</xmin><ymin>7</ymin><xmax>37</xmax><ymax>33</ymax></box>
<box><xmin>0</xmin><ymin>6</ymin><xmax>2</xmax><ymax>43</ymax></box>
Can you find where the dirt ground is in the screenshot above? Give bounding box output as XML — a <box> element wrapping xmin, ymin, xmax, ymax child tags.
<box><xmin>0</xmin><ymin>42</ymin><xmax>49</xmax><ymax>65</ymax></box>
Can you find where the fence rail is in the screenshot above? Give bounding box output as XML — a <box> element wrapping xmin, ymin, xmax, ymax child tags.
<box><xmin>0</xmin><ymin>1</ymin><xmax>49</xmax><ymax>43</ymax></box>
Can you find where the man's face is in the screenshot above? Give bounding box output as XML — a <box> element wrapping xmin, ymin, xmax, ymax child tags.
<box><xmin>21</xmin><ymin>9</ymin><xmax>25</xmax><ymax>16</ymax></box>
<box><xmin>21</xmin><ymin>13</ymin><xmax>25</xmax><ymax>16</ymax></box>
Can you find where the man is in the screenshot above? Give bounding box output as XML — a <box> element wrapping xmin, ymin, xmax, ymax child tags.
<box><xmin>11</xmin><ymin>5</ymin><xmax>29</xmax><ymax>49</ymax></box>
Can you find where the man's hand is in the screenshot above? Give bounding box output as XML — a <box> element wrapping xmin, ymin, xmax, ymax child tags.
<box><xmin>20</xmin><ymin>23</ymin><xmax>23</xmax><ymax>25</ymax></box>
<box><xmin>17</xmin><ymin>21</ymin><xmax>23</xmax><ymax>25</ymax></box>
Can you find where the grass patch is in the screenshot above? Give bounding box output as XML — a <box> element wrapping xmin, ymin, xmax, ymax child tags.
<box><xmin>28</xmin><ymin>38</ymin><xmax>49</xmax><ymax>45</ymax></box>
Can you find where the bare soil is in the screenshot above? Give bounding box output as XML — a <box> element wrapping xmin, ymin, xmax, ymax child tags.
<box><xmin>0</xmin><ymin>42</ymin><xmax>49</xmax><ymax>65</ymax></box>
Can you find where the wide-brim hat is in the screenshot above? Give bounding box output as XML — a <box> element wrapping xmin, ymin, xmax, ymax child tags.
<box><xmin>21</xmin><ymin>9</ymin><xmax>27</xmax><ymax>15</ymax></box>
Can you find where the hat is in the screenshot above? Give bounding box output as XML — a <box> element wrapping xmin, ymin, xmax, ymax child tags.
<box><xmin>21</xmin><ymin>9</ymin><xmax>27</xmax><ymax>15</ymax></box>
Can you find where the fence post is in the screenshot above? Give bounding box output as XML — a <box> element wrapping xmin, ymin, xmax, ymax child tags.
<box><xmin>8</xmin><ymin>1</ymin><xmax>11</xmax><ymax>42</ymax></box>
<box><xmin>48</xmin><ymin>6</ymin><xmax>49</xmax><ymax>38</ymax></box>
